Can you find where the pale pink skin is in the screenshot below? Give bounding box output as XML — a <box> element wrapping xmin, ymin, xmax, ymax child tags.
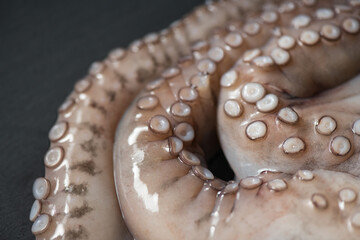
<box><xmin>30</xmin><ymin>0</ymin><xmax>360</xmax><ymax>239</ymax></box>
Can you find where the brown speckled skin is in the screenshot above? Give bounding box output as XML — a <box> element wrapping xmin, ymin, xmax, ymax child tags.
<box><xmin>32</xmin><ymin>0</ymin><xmax>360</xmax><ymax>239</ymax></box>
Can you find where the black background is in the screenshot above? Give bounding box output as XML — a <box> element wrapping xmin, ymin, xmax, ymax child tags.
<box><xmin>0</xmin><ymin>0</ymin><xmax>203</xmax><ymax>239</ymax></box>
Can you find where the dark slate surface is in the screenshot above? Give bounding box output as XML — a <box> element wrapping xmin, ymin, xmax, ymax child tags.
<box><xmin>0</xmin><ymin>0</ymin><xmax>203</xmax><ymax>239</ymax></box>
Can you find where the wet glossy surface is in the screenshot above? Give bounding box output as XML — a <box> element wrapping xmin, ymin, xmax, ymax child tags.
<box><xmin>1</xmin><ymin>0</ymin><xmax>203</xmax><ymax>239</ymax></box>
<box><xmin>10</xmin><ymin>0</ymin><xmax>360</xmax><ymax>239</ymax></box>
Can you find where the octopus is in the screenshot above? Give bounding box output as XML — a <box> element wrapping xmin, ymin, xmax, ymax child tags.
<box><xmin>29</xmin><ymin>0</ymin><xmax>360</xmax><ymax>239</ymax></box>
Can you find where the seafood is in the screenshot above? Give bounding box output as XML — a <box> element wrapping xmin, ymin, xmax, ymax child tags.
<box><xmin>30</xmin><ymin>0</ymin><xmax>360</xmax><ymax>239</ymax></box>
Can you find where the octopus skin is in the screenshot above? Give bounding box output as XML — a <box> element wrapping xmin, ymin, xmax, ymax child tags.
<box><xmin>29</xmin><ymin>0</ymin><xmax>360</xmax><ymax>239</ymax></box>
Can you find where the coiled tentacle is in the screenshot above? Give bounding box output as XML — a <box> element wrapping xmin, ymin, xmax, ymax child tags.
<box><xmin>29</xmin><ymin>0</ymin><xmax>360</xmax><ymax>240</ymax></box>
<box><xmin>114</xmin><ymin>1</ymin><xmax>360</xmax><ymax>239</ymax></box>
<box><xmin>218</xmin><ymin>0</ymin><xmax>360</xmax><ymax>179</ymax></box>
<box><xmin>29</xmin><ymin>0</ymin><xmax>269</xmax><ymax>239</ymax></box>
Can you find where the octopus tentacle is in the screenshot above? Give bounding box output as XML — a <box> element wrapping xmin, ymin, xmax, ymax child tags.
<box><xmin>29</xmin><ymin>0</ymin><xmax>273</xmax><ymax>239</ymax></box>
<box><xmin>30</xmin><ymin>0</ymin><xmax>360</xmax><ymax>239</ymax></box>
<box><xmin>114</xmin><ymin>1</ymin><xmax>360</xmax><ymax>240</ymax></box>
<box><xmin>219</xmin><ymin>2</ymin><xmax>360</xmax><ymax>178</ymax></box>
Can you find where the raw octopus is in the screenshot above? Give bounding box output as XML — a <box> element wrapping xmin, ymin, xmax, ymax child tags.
<box><xmin>29</xmin><ymin>0</ymin><xmax>360</xmax><ymax>239</ymax></box>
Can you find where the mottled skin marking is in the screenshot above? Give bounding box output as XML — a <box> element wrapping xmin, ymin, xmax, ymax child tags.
<box><xmin>65</xmin><ymin>225</ymin><xmax>88</xmax><ymax>240</ymax></box>
<box><xmin>137</xmin><ymin>68</ymin><xmax>154</xmax><ymax>83</ymax></box>
<box><xmin>90</xmin><ymin>101</ymin><xmax>107</xmax><ymax>115</ymax></box>
<box><xmin>80</xmin><ymin>139</ymin><xmax>97</xmax><ymax>157</ymax></box>
<box><xmin>105</xmin><ymin>90</ymin><xmax>116</xmax><ymax>102</ymax></box>
<box><xmin>70</xmin><ymin>160</ymin><xmax>101</xmax><ymax>176</ymax></box>
<box><xmin>70</xmin><ymin>202</ymin><xmax>93</xmax><ymax>218</ymax></box>
<box><xmin>63</xmin><ymin>183</ymin><xmax>88</xmax><ymax>196</ymax></box>
<box><xmin>80</xmin><ymin>123</ymin><xmax>104</xmax><ymax>138</ymax></box>
<box><xmin>116</xmin><ymin>73</ymin><xmax>128</xmax><ymax>85</ymax></box>
<box><xmin>161</xmin><ymin>176</ymin><xmax>180</xmax><ymax>190</ymax></box>
<box><xmin>163</xmin><ymin>54</ymin><xmax>173</xmax><ymax>68</ymax></box>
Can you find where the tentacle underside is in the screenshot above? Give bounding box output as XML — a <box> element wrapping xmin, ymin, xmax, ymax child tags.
<box><xmin>114</xmin><ymin>1</ymin><xmax>360</xmax><ymax>240</ymax></box>
<box><xmin>30</xmin><ymin>0</ymin><xmax>360</xmax><ymax>240</ymax></box>
<box><xmin>218</xmin><ymin>0</ymin><xmax>360</xmax><ymax>179</ymax></box>
<box><xmin>29</xmin><ymin>0</ymin><xmax>266</xmax><ymax>239</ymax></box>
